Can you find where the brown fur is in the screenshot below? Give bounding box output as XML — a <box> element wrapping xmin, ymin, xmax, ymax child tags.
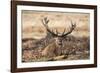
<box><xmin>41</xmin><ymin>42</ymin><xmax>62</xmax><ymax>58</ymax></box>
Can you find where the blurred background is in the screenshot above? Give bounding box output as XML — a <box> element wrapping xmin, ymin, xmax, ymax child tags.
<box><xmin>22</xmin><ymin>10</ymin><xmax>90</xmax><ymax>39</ymax></box>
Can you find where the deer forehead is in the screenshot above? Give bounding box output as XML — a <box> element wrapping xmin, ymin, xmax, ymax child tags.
<box><xmin>54</xmin><ymin>37</ymin><xmax>63</xmax><ymax>40</ymax></box>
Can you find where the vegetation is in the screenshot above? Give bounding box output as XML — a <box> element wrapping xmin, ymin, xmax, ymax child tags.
<box><xmin>22</xmin><ymin>35</ymin><xmax>90</xmax><ymax>62</ymax></box>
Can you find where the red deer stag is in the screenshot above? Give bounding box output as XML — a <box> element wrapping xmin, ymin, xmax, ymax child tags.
<box><xmin>41</xmin><ymin>17</ymin><xmax>76</xmax><ymax>60</ymax></box>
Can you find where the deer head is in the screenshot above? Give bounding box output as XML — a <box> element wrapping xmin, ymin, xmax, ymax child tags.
<box><xmin>41</xmin><ymin>17</ymin><xmax>76</xmax><ymax>47</ymax></box>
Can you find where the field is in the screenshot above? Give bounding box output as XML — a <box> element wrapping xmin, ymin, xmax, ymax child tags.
<box><xmin>22</xmin><ymin>10</ymin><xmax>90</xmax><ymax>62</ymax></box>
<box><xmin>22</xmin><ymin>35</ymin><xmax>90</xmax><ymax>62</ymax></box>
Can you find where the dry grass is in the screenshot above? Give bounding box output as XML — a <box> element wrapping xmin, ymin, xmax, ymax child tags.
<box><xmin>22</xmin><ymin>35</ymin><xmax>90</xmax><ymax>62</ymax></box>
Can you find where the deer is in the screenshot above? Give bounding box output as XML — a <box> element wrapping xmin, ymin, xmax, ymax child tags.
<box><xmin>41</xmin><ymin>17</ymin><xmax>76</xmax><ymax>60</ymax></box>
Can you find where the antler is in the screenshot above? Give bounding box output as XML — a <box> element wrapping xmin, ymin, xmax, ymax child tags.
<box><xmin>61</xmin><ymin>21</ymin><xmax>76</xmax><ymax>37</ymax></box>
<box><xmin>42</xmin><ymin>17</ymin><xmax>76</xmax><ymax>37</ymax></box>
<box><xmin>42</xmin><ymin>17</ymin><xmax>58</xmax><ymax>36</ymax></box>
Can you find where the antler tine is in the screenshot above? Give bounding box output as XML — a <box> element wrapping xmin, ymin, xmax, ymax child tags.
<box><xmin>42</xmin><ymin>17</ymin><xmax>58</xmax><ymax>36</ymax></box>
<box><xmin>42</xmin><ymin>17</ymin><xmax>49</xmax><ymax>26</ymax></box>
<box><xmin>61</xmin><ymin>21</ymin><xmax>76</xmax><ymax>37</ymax></box>
<box><xmin>71</xmin><ymin>21</ymin><xmax>76</xmax><ymax>29</ymax></box>
<box><xmin>62</xmin><ymin>28</ymin><xmax>66</xmax><ymax>35</ymax></box>
<box><xmin>44</xmin><ymin>17</ymin><xmax>49</xmax><ymax>24</ymax></box>
<box><xmin>55</xmin><ymin>29</ymin><xmax>59</xmax><ymax>35</ymax></box>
